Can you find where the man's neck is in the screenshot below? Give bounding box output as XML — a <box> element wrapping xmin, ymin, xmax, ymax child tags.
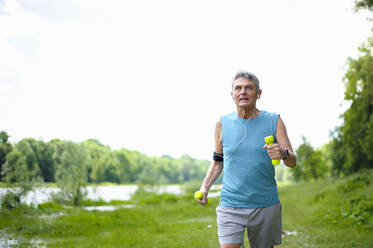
<box><xmin>237</xmin><ymin>107</ymin><xmax>260</xmax><ymax>120</ymax></box>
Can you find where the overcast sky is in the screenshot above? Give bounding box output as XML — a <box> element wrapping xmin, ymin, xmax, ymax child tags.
<box><xmin>0</xmin><ymin>0</ymin><xmax>372</xmax><ymax>160</ymax></box>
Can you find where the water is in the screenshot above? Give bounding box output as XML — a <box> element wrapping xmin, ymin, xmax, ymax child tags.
<box><xmin>0</xmin><ymin>230</ymin><xmax>46</xmax><ymax>248</ymax></box>
<box><xmin>83</xmin><ymin>204</ymin><xmax>136</xmax><ymax>211</ymax></box>
<box><xmin>0</xmin><ymin>185</ymin><xmax>185</xmax><ymax>205</ymax></box>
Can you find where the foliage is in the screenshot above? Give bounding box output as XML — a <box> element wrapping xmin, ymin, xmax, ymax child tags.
<box><xmin>292</xmin><ymin>136</ymin><xmax>328</xmax><ymax>182</ymax></box>
<box><xmin>0</xmin><ymin>190</ymin><xmax>21</xmax><ymax>209</ymax></box>
<box><xmin>37</xmin><ymin>201</ymin><xmax>66</xmax><ymax>210</ymax></box>
<box><xmin>53</xmin><ymin>141</ymin><xmax>89</xmax><ymax>206</ymax></box>
<box><xmin>0</xmin><ymin>131</ymin><xmax>12</xmax><ymax>182</ymax></box>
<box><xmin>325</xmin><ymin>128</ymin><xmax>346</xmax><ymax>177</ymax></box>
<box><xmin>313</xmin><ymin>172</ymin><xmax>373</xmax><ymax>229</ymax></box>
<box><xmin>0</xmin><ymin>132</ymin><xmax>211</xmax><ymax>187</ymax></box>
<box><xmin>131</xmin><ymin>186</ymin><xmax>180</xmax><ymax>205</ymax></box>
<box><xmin>0</xmin><ymin>148</ymin><xmax>41</xmax><ymax>209</ymax></box>
<box><xmin>354</xmin><ymin>0</ymin><xmax>373</xmax><ymax>12</ymax></box>
<box><xmin>329</xmin><ymin>37</ymin><xmax>373</xmax><ymax>175</ymax></box>
<box><xmin>18</xmin><ymin>138</ymin><xmax>55</xmax><ymax>182</ymax></box>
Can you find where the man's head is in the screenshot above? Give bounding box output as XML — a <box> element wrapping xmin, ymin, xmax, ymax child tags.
<box><xmin>231</xmin><ymin>71</ymin><xmax>260</xmax><ymax>91</ymax></box>
<box><xmin>231</xmin><ymin>71</ymin><xmax>262</xmax><ymax>108</ymax></box>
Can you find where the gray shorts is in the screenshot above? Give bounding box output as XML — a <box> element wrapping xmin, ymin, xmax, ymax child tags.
<box><xmin>216</xmin><ymin>203</ymin><xmax>282</xmax><ymax>248</ymax></box>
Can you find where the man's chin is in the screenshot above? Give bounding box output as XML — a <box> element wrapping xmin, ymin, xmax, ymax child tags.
<box><xmin>237</xmin><ymin>102</ymin><xmax>250</xmax><ymax>108</ymax></box>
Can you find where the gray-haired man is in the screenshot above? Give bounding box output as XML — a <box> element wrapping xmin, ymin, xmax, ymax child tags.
<box><xmin>196</xmin><ymin>71</ymin><xmax>296</xmax><ymax>248</ymax></box>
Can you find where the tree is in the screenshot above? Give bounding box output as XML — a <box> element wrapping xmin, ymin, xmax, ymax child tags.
<box><xmin>1</xmin><ymin>149</ymin><xmax>41</xmax><ymax>208</ymax></box>
<box><xmin>91</xmin><ymin>154</ymin><xmax>121</xmax><ymax>183</ymax></box>
<box><xmin>328</xmin><ymin>1</ymin><xmax>373</xmax><ymax>175</ymax></box>
<box><xmin>34</xmin><ymin>140</ymin><xmax>55</xmax><ymax>182</ymax></box>
<box><xmin>335</xmin><ymin>38</ymin><xmax>373</xmax><ymax>173</ymax></box>
<box><xmin>15</xmin><ymin>138</ymin><xmax>55</xmax><ymax>182</ymax></box>
<box><xmin>354</xmin><ymin>0</ymin><xmax>373</xmax><ymax>12</ymax></box>
<box><xmin>292</xmin><ymin>137</ymin><xmax>328</xmax><ymax>181</ymax></box>
<box><xmin>0</xmin><ymin>131</ymin><xmax>13</xmax><ymax>181</ymax></box>
<box><xmin>52</xmin><ymin>141</ymin><xmax>88</xmax><ymax>206</ymax></box>
<box><xmin>14</xmin><ymin>138</ymin><xmax>41</xmax><ymax>178</ymax></box>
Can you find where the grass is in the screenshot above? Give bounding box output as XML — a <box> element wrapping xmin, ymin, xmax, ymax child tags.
<box><xmin>279</xmin><ymin>171</ymin><xmax>373</xmax><ymax>248</ymax></box>
<box><xmin>1</xmin><ymin>171</ymin><xmax>373</xmax><ymax>247</ymax></box>
<box><xmin>0</xmin><ymin>196</ymin><xmax>219</xmax><ymax>247</ymax></box>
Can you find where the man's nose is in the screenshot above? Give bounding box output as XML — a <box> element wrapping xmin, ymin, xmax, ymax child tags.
<box><xmin>240</xmin><ymin>88</ymin><xmax>247</xmax><ymax>94</ymax></box>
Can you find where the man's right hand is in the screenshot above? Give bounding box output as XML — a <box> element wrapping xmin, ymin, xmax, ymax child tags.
<box><xmin>195</xmin><ymin>191</ymin><xmax>209</xmax><ymax>205</ymax></box>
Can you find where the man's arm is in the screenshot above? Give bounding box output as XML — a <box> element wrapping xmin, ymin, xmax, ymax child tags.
<box><xmin>265</xmin><ymin>116</ymin><xmax>297</xmax><ymax>168</ymax></box>
<box><xmin>196</xmin><ymin>119</ymin><xmax>224</xmax><ymax>204</ymax></box>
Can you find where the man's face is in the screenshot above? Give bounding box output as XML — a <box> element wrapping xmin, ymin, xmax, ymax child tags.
<box><xmin>231</xmin><ymin>77</ymin><xmax>261</xmax><ymax>108</ymax></box>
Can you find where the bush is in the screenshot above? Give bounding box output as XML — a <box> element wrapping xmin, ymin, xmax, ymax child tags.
<box><xmin>131</xmin><ymin>186</ymin><xmax>180</xmax><ymax>205</ymax></box>
<box><xmin>0</xmin><ymin>190</ymin><xmax>21</xmax><ymax>209</ymax></box>
<box><xmin>314</xmin><ymin>172</ymin><xmax>373</xmax><ymax>229</ymax></box>
<box><xmin>38</xmin><ymin>201</ymin><xmax>65</xmax><ymax>211</ymax></box>
<box><xmin>337</xmin><ymin>175</ymin><xmax>370</xmax><ymax>193</ymax></box>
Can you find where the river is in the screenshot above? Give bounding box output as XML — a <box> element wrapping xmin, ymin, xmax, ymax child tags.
<box><xmin>0</xmin><ymin>185</ymin><xmax>186</xmax><ymax>205</ymax></box>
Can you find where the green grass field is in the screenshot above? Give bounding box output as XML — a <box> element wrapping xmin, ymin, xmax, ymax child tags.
<box><xmin>1</xmin><ymin>171</ymin><xmax>373</xmax><ymax>247</ymax></box>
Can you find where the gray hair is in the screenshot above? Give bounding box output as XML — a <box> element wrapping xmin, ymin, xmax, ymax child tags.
<box><xmin>232</xmin><ymin>71</ymin><xmax>260</xmax><ymax>91</ymax></box>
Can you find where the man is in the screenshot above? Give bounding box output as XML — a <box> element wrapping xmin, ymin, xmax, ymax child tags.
<box><xmin>196</xmin><ymin>71</ymin><xmax>297</xmax><ymax>248</ymax></box>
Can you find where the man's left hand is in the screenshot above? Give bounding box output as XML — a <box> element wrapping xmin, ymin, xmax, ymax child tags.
<box><xmin>263</xmin><ymin>143</ymin><xmax>284</xmax><ymax>160</ymax></box>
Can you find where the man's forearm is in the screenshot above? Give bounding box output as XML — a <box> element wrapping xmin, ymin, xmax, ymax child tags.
<box><xmin>200</xmin><ymin>161</ymin><xmax>223</xmax><ymax>193</ymax></box>
<box><xmin>284</xmin><ymin>151</ymin><xmax>296</xmax><ymax>168</ymax></box>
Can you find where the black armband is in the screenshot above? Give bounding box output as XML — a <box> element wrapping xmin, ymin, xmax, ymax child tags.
<box><xmin>213</xmin><ymin>152</ymin><xmax>224</xmax><ymax>161</ymax></box>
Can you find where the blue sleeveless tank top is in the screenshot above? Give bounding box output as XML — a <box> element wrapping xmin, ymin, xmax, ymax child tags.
<box><xmin>219</xmin><ymin>110</ymin><xmax>280</xmax><ymax>208</ymax></box>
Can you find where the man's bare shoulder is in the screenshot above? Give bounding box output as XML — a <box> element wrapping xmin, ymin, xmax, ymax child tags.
<box><xmin>215</xmin><ymin>118</ymin><xmax>222</xmax><ymax>129</ymax></box>
<box><xmin>214</xmin><ymin>118</ymin><xmax>223</xmax><ymax>153</ymax></box>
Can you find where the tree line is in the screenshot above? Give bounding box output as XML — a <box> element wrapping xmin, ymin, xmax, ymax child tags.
<box><xmin>0</xmin><ymin>134</ymin><xmax>210</xmax><ymax>186</ymax></box>
<box><xmin>0</xmin><ymin>133</ymin><xmax>212</xmax><ymax>207</ymax></box>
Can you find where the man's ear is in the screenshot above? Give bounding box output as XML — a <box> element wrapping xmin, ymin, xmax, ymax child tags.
<box><xmin>257</xmin><ymin>89</ymin><xmax>262</xmax><ymax>99</ymax></box>
<box><xmin>231</xmin><ymin>91</ymin><xmax>234</xmax><ymax>100</ymax></box>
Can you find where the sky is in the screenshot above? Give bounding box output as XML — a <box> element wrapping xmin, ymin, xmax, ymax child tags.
<box><xmin>0</xmin><ymin>0</ymin><xmax>372</xmax><ymax>160</ymax></box>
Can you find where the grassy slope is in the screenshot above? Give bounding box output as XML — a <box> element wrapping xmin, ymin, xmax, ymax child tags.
<box><xmin>1</xmin><ymin>171</ymin><xmax>373</xmax><ymax>247</ymax></box>
<box><xmin>280</xmin><ymin>171</ymin><xmax>373</xmax><ymax>248</ymax></box>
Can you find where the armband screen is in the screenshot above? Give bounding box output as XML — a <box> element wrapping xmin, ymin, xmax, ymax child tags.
<box><xmin>213</xmin><ymin>152</ymin><xmax>224</xmax><ymax>161</ymax></box>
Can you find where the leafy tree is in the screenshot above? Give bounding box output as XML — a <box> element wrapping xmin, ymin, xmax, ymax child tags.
<box><xmin>126</xmin><ymin>150</ymin><xmax>150</xmax><ymax>183</ymax></box>
<box><xmin>53</xmin><ymin>141</ymin><xmax>88</xmax><ymax>206</ymax></box>
<box><xmin>292</xmin><ymin>137</ymin><xmax>328</xmax><ymax>181</ymax></box>
<box><xmin>0</xmin><ymin>131</ymin><xmax>12</xmax><ymax>181</ymax></box>
<box><xmin>91</xmin><ymin>154</ymin><xmax>121</xmax><ymax>183</ymax></box>
<box><xmin>137</xmin><ymin>164</ymin><xmax>165</xmax><ymax>185</ymax></box>
<box><xmin>1</xmin><ymin>149</ymin><xmax>41</xmax><ymax>208</ymax></box>
<box><xmin>327</xmin><ymin>128</ymin><xmax>346</xmax><ymax>177</ymax></box>
<box><xmin>15</xmin><ymin>138</ymin><xmax>55</xmax><ymax>182</ymax></box>
<box><xmin>158</xmin><ymin>156</ymin><xmax>179</xmax><ymax>184</ymax></box>
<box><xmin>34</xmin><ymin>140</ymin><xmax>55</xmax><ymax>182</ymax></box>
<box><xmin>354</xmin><ymin>0</ymin><xmax>373</xmax><ymax>12</ymax></box>
<box><xmin>14</xmin><ymin>138</ymin><xmax>41</xmax><ymax>178</ymax></box>
<box><xmin>80</xmin><ymin>139</ymin><xmax>109</xmax><ymax>183</ymax></box>
<box><xmin>328</xmin><ymin>1</ymin><xmax>373</xmax><ymax>175</ymax></box>
<box><xmin>179</xmin><ymin>154</ymin><xmax>207</xmax><ymax>182</ymax></box>
<box><xmin>333</xmin><ymin>38</ymin><xmax>373</xmax><ymax>174</ymax></box>
<box><xmin>114</xmin><ymin>149</ymin><xmax>133</xmax><ymax>183</ymax></box>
